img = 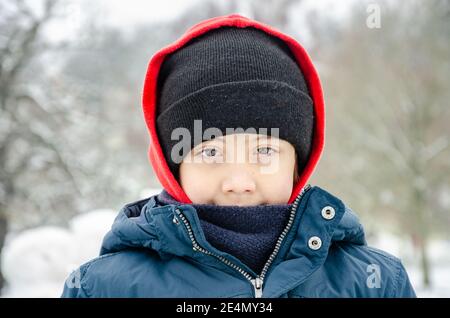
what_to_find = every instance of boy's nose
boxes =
[221,167,256,194]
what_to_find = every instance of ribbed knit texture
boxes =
[156,26,314,180]
[157,27,309,112]
[155,189,292,274]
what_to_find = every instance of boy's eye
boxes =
[254,146,278,165]
[257,146,275,155]
[197,147,224,163]
[202,147,218,157]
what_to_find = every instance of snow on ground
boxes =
[1,188,162,298]
[1,209,118,297]
[1,189,449,297]
[369,233,450,298]
[407,265,450,298]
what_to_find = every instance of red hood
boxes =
[141,14,325,204]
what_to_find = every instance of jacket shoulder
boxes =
[61,249,153,298]
[328,242,416,297]
[293,242,416,298]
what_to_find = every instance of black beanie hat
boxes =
[156,26,314,180]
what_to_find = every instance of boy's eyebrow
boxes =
[194,134,275,149]
[250,135,276,143]
[192,138,224,152]
[254,135,272,141]
[201,138,225,145]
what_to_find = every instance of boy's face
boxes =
[179,133,298,206]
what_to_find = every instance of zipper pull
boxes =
[251,277,263,298]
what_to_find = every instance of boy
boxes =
[61,14,416,298]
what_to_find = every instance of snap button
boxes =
[308,236,322,250]
[321,206,335,220]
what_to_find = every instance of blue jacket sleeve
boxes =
[394,262,417,298]
[60,266,90,298]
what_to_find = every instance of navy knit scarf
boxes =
[155,190,293,274]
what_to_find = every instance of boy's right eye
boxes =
[196,147,223,163]
[202,147,218,157]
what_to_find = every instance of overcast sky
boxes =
[37,0,359,44]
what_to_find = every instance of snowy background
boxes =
[1,0,449,297]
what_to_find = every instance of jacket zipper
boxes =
[174,183,312,298]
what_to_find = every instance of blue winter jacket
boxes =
[61,185,416,298]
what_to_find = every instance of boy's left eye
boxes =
[256,146,275,155]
